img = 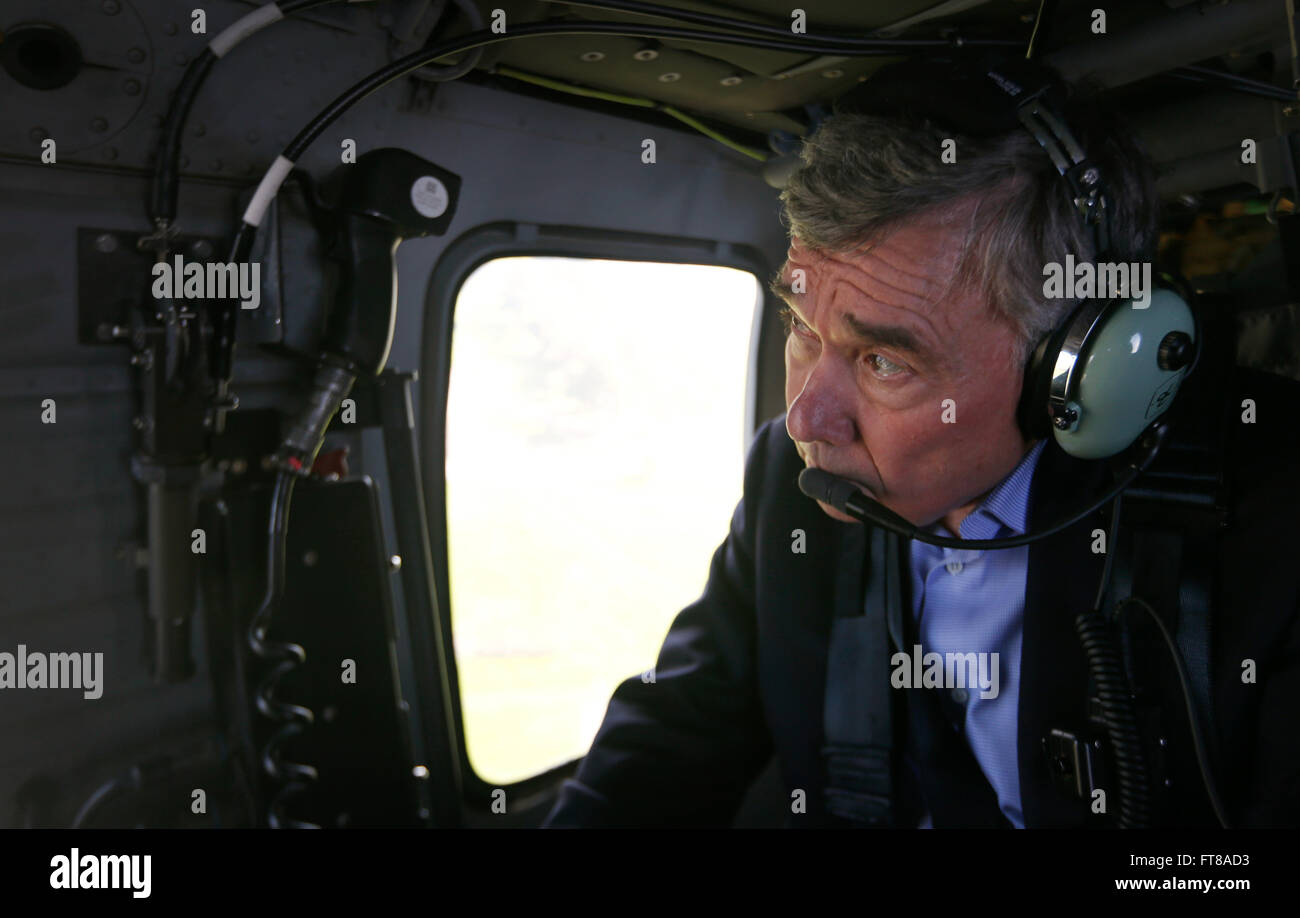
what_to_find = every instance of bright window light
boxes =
[445,255,760,786]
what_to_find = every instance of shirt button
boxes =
[945,560,964,575]
[952,688,969,705]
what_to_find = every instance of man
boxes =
[542,57,1300,828]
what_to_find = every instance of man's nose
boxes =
[786,357,856,447]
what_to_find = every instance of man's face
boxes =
[779,211,1036,532]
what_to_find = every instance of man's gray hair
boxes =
[778,105,1160,365]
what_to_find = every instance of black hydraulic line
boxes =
[149,0,348,226]
[150,49,217,224]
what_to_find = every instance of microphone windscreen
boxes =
[798,467,858,512]
[798,467,921,538]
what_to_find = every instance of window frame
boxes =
[420,222,774,806]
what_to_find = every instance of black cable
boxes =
[70,774,129,828]
[1093,491,1122,612]
[1075,607,1151,827]
[1178,64,1297,98]
[150,49,217,224]
[246,469,319,829]
[1114,595,1231,828]
[541,0,1023,50]
[149,0,346,226]
[1167,65,1297,102]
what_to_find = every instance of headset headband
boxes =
[998,75,1112,259]
[833,52,1113,259]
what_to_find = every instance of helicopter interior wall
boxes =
[0,1,792,826]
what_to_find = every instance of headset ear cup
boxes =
[1017,334,1052,440]
[1017,306,1081,441]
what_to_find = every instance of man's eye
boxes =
[867,354,906,377]
[779,306,809,336]
[780,307,908,379]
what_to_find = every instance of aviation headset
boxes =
[832,53,1200,461]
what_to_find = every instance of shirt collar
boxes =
[956,439,1048,541]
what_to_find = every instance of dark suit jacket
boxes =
[543,368,1300,827]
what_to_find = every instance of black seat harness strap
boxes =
[822,524,904,826]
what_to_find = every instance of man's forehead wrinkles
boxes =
[824,274,945,354]
[831,260,933,312]
[810,241,954,311]
[851,239,959,304]
[817,250,945,326]
[781,242,959,348]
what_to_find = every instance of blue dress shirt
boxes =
[908,439,1047,828]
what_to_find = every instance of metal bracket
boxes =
[76,227,225,346]
[1042,727,1102,800]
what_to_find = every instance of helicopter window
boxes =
[445,255,761,784]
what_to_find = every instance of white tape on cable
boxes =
[210,3,285,58]
[242,155,296,227]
